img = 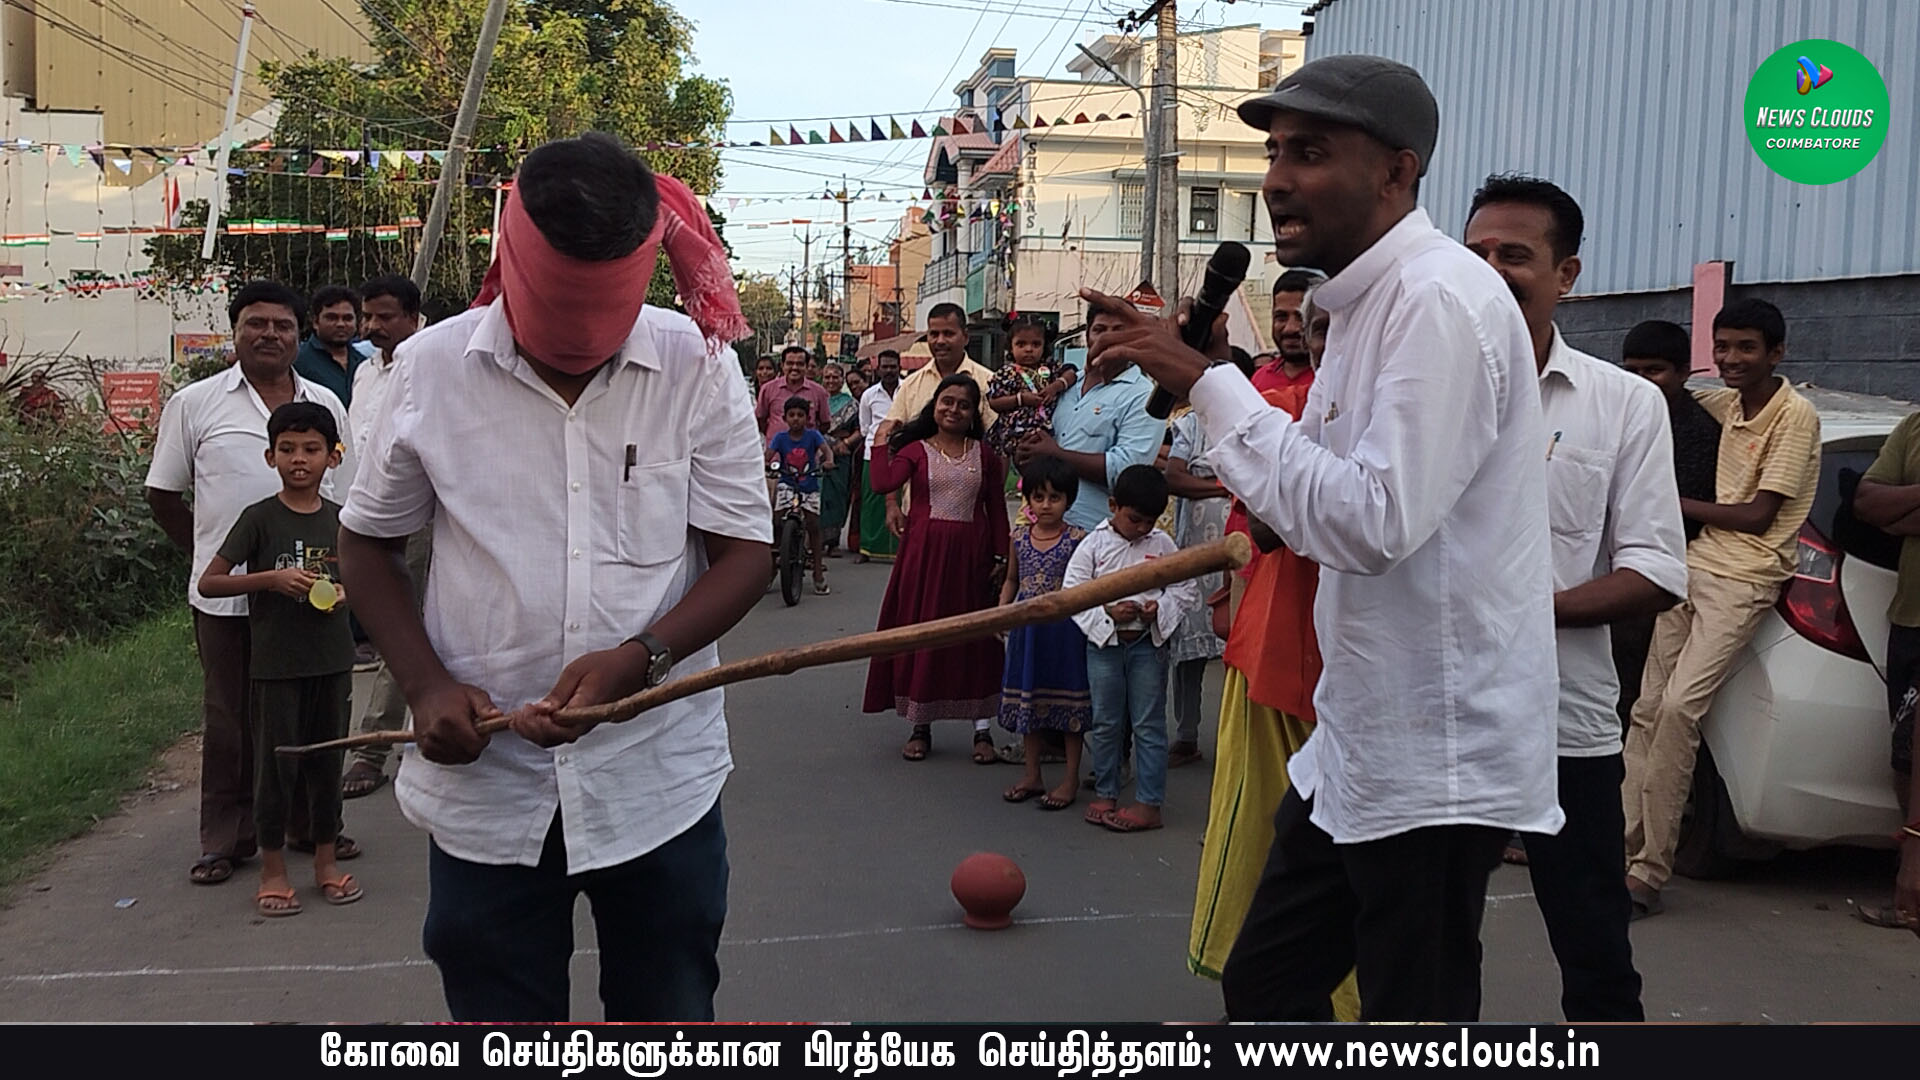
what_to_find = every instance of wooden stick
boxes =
[278,532,1252,756]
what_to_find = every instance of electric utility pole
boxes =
[1152,0,1181,297]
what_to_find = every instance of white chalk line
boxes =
[0,911,1188,986]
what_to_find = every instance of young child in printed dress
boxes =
[996,454,1092,810]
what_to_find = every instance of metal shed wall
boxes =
[1305,0,1919,295]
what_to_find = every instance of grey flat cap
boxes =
[1236,54,1439,176]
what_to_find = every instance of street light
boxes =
[1076,42,1157,285]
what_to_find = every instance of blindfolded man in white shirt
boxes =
[1465,174,1687,1022]
[339,134,769,1022]
[1084,55,1561,1022]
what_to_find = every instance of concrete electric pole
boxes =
[1151,0,1181,297]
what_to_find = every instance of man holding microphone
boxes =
[1083,56,1560,1022]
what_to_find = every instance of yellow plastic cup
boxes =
[308,578,339,612]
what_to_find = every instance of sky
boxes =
[686,0,1307,280]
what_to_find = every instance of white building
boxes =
[915,26,1305,364]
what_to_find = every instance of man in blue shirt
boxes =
[294,284,368,408]
[1015,306,1165,532]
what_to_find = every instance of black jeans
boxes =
[1220,790,1508,1021]
[1524,753,1644,1021]
[423,803,728,1022]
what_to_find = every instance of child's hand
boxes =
[330,581,348,609]
[1143,600,1160,622]
[1108,601,1142,623]
[271,567,320,599]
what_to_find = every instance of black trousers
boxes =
[1524,753,1644,1021]
[250,673,350,851]
[1220,790,1508,1021]
[423,804,728,1022]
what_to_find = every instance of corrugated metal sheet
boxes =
[32,0,374,148]
[1306,0,1919,294]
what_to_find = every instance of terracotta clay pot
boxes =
[950,852,1026,930]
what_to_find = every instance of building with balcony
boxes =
[915,26,1305,367]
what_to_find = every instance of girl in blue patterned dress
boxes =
[997,454,1092,810]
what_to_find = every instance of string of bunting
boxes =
[0,108,1131,168]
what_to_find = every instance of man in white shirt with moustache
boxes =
[854,348,902,562]
[1086,55,1560,1022]
[1465,174,1687,1022]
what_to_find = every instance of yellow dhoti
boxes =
[1189,666,1358,1021]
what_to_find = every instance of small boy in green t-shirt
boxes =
[200,402,361,917]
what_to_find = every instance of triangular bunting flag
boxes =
[993,112,1006,133]
[789,126,804,145]
[317,150,348,161]
[1094,113,1111,122]
[951,117,968,135]
[1012,115,1028,130]
[426,150,447,163]
[383,150,405,170]
[910,120,927,138]
[769,128,785,146]
[307,157,328,176]
[921,209,936,225]
[871,121,886,141]
[65,145,85,166]
[343,150,363,164]
[110,157,132,174]
[828,125,843,143]
[931,121,949,137]
[405,150,426,164]
[806,130,824,144]
[1074,113,1090,124]
[1054,116,1069,127]
[727,197,738,210]
[1032,115,1048,127]
[890,119,908,140]
[848,125,864,143]
[921,187,932,199]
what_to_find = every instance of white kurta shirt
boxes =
[858,380,896,460]
[1538,328,1688,757]
[145,364,347,617]
[1191,207,1563,844]
[1062,520,1200,647]
[340,301,771,873]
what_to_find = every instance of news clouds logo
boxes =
[1746,39,1889,184]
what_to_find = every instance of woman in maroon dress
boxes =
[864,373,1010,763]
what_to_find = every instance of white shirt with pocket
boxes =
[340,301,771,873]
[145,364,347,617]
[1191,207,1563,845]
[1538,328,1688,757]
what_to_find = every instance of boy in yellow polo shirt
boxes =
[1623,299,1819,918]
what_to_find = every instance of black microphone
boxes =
[1145,240,1251,420]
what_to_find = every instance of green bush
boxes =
[0,416,187,697]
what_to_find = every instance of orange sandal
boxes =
[256,887,302,917]
[318,874,363,906]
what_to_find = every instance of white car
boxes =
[1679,384,1912,877]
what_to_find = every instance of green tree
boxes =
[146,0,728,313]
[735,272,792,359]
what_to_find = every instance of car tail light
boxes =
[1777,522,1872,663]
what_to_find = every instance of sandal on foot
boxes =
[319,874,363,906]
[341,761,388,799]
[1167,743,1204,769]
[1854,902,1913,928]
[901,725,931,761]
[1037,791,1076,811]
[1003,784,1046,803]
[1626,881,1663,920]
[814,579,832,596]
[1101,806,1164,833]
[1084,799,1117,826]
[256,887,302,917]
[189,854,235,885]
[972,731,999,765]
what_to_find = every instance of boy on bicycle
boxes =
[768,396,834,595]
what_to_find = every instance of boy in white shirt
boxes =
[1064,465,1199,833]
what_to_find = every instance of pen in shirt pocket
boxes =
[624,443,637,482]
[1546,431,1562,461]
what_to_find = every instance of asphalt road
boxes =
[0,556,1915,1021]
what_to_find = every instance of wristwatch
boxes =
[627,630,675,687]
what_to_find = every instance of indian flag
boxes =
[325,229,349,242]
[75,232,102,244]
[373,226,400,241]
